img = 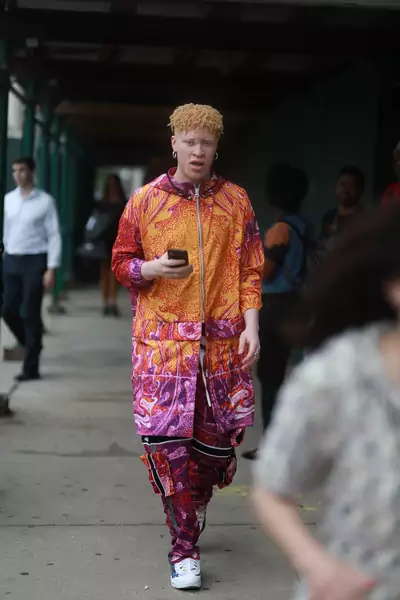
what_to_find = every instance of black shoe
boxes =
[14,372,41,382]
[109,305,121,317]
[242,448,258,461]
[103,306,111,316]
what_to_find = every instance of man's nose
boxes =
[193,145,204,156]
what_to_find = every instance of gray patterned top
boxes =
[253,322,400,600]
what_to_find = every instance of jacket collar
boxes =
[153,167,226,199]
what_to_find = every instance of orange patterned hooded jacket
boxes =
[112,169,264,438]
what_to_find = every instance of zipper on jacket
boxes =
[195,185,211,407]
[195,185,206,325]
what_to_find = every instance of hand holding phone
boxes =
[142,249,193,281]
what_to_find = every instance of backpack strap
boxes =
[277,218,308,284]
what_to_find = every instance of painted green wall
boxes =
[237,62,379,236]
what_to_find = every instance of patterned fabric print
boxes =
[113,169,264,437]
[166,170,221,200]
[141,375,239,563]
[205,337,255,434]
[132,338,199,437]
[140,451,175,496]
[132,334,255,437]
[253,323,400,600]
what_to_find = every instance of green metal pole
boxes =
[49,118,66,314]
[0,41,9,243]
[50,116,60,202]
[0,40,11,414]
[37,103,51,192]
[59,130,69,293]
[65,145,77,284]
[21,81,35,157]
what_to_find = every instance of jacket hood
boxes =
[152,167,226,199]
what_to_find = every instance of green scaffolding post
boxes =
[0,41,9,240]
[37,102,51,192]
[50,116,60,205]
[21,81,35,157]
[49,116,66,314]
[57,129,70,303]
[0,40,11,413]
[64,138,78,286]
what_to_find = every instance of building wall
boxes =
[237,61,379,236]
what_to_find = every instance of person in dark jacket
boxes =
[243,163,311,461]
[320,166,365,239]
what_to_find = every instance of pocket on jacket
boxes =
[207,339,254,428]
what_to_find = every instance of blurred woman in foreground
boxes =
[252,204,400,599]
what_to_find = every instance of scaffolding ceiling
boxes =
[2,0,400,165]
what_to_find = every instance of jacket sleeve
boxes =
[111,192,152,290]
[240,196,264,313]
[263,222,290,281]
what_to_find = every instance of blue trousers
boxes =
[2,253,46,375]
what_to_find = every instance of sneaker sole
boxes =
[170,577,202,590]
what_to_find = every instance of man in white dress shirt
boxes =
[2,157,61,381]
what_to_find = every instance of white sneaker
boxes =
[195,507,207,534]
[170,558,201,590]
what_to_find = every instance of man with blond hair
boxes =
[112,103,263,589]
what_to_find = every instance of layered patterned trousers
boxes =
[140,373,242,563]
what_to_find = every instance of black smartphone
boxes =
[167,249,189,266]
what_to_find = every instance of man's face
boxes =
[12,163,33,188]
[172,129,218,183]
[335,174,361,207]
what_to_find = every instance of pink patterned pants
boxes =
[140,375,243,563]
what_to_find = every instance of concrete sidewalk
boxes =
[0,288,300,599]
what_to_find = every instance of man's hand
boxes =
[43,269,55,290]
[238,325,260,371]
[141,252,193,281]
[306,556,376,600]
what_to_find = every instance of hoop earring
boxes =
[214,152,219,160]
[172,151,177,159]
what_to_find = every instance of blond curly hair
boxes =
[168,103,223,138]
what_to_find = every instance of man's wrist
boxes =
[294,545,334,580]
[243,308,259,332]
[141,260,157,281]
